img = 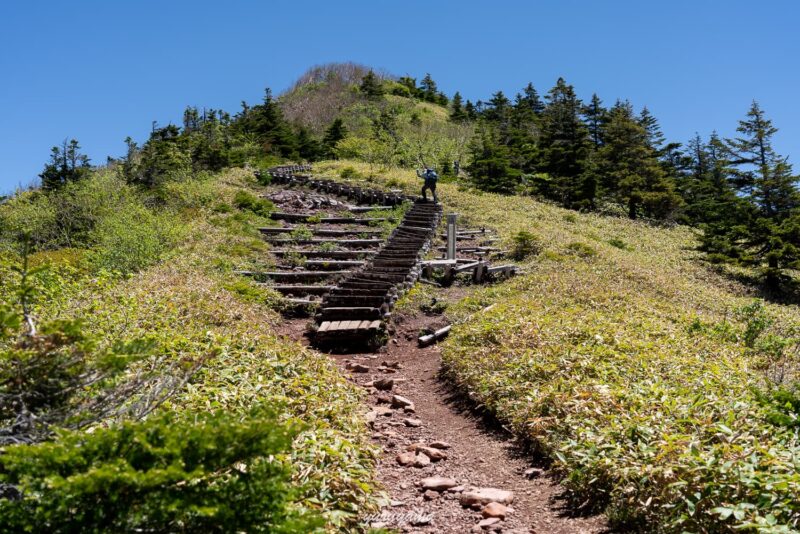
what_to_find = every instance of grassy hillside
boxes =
[315,159,800,533]
[0,169,378,530]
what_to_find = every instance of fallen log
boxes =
[418,325,452,347]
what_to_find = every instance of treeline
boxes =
[448,77,798,289]
[34,67,800,288]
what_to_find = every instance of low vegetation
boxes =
[0,167,378,531]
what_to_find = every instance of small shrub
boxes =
[224,278,281,308]
[565,241,597,258]
[510,230,541,261]
[289,225,314,241]
[89,204,185,274]
[0,408,321,533]
[608,238,629,250]
[420,298,448,316]
[233,190,274,218]
[563,213,578,223]
[212,202,232,213]
[339,166,361,179]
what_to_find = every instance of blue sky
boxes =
[1,0,798,194]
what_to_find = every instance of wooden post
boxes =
[446,213,457,260]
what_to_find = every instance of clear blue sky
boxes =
[2,0,798,194]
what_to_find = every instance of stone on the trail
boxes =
[396,451,416,466]
[413,453,431,468]
[447,485,466,493]
[376,393,393,404]
[381,360,401,369]
[403,418,423,427]
[421,476,458,492]
[417,446,447,461]
[346,362,370,373]
[391,394,415,410]
[375,406,393,416]
[410,515,431,526]
[460,488,515,508]
[482,502,508,519]
[390,500,404,507]
[477,517,501,530]
[429,440,452,449]
[524,467,544,478]
[374,378,394,390]
[423,489,439,501]
[364,411,377,425]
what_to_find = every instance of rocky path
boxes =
[279,297,609,533]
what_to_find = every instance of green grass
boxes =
[0,167,379,529]
[317,159,800,533]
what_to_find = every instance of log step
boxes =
[262,284,335,295]
[317,319,382,333]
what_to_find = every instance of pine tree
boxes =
[596,101,681,219]
[638,107,666,151]
[538,78,591,208]
[40,139,91,190]
[243,88,299,158]
[450,92,467,122]
[464,100,477,121]
[467,126,520,194]
[359,70,384,99]
[484,91,512,130]
[702,102,800,287]
[521,82,545,115]
[582,94,607,149]
[419,73,438,102]
[322,118,347,158]
[296,127,322,161]
[727,101,798,218]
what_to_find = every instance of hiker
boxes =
[417,167,439,203]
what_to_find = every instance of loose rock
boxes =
[429,440,452,449]
[404,418,423,427]
[423,489,439,501]
[413,453,431,468]
[460,488,515,508]
[374,378,394,390]
[347,362,370,373]
[417,446,447,461]
[478,517,501,530]
[391,394,415,410]
[396,451,416,466]
[421,476,458,492]
[482,502,508,519]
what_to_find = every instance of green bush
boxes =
[565,241,597,258]
[89,204,185,274]
[607,238,630,250]
[339,166,361,179]
[510,230,541,260]
[0,408,321,533]
[233,190,274,218]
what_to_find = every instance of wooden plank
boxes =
[368,320,382,330]
[328,321,342,331]
[318,322,331,333]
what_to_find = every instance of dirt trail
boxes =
[279,293,609,533]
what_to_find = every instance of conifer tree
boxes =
[596,101,681,219]
[520,82,545,115]
[359,70,384,99]
[40,139,91,190]
[538,78,591,208]
[419,73,438,102]
[464,100,478,121]
[582,94,607,149]
[450,92,467,122]
[322,118,347,158]
[467,126,520,194]
[702,102,800,287]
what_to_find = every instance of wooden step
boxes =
[265,285,335,295]
[271,249,376,259]
[317,319,382,333]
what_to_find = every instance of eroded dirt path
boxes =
[278,291,609,534]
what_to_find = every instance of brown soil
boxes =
[278,291,610,534]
